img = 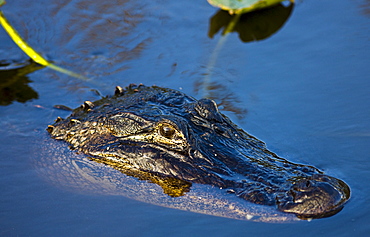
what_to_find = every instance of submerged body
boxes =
[48,84,350,220]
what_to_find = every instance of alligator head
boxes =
[48,84,350,219]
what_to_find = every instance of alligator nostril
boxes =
[278,175,350,219]
[293,179,313,192]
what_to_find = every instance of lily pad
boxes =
[207,0,292,14]
[208,3,294,42]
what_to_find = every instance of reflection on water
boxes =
[194,79,248,119]
[359,0,370,16]
[0,60,43,106]
[36,139,298,222]
[0,0,154,100]
[0,1,293,119]
[208,3,294,42]
[49,0,151,78]
[197,3,293,119]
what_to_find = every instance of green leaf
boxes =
[207,0,293,14]
[0,0,6,8]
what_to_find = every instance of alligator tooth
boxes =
[55,116,64,122]
[46,125,54,133]
[115,86,124,96]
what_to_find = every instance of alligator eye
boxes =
[159,125,175,139]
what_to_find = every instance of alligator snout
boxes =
[277,174,350,219]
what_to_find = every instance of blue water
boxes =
[1,0,369,236]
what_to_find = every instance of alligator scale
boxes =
[47,84,350,221]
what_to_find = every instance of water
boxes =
[1,0,369,236]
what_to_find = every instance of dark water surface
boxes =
[1,0,369,236]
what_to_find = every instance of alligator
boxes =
[47,84,350,220]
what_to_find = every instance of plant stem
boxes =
[0,10,88,80]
